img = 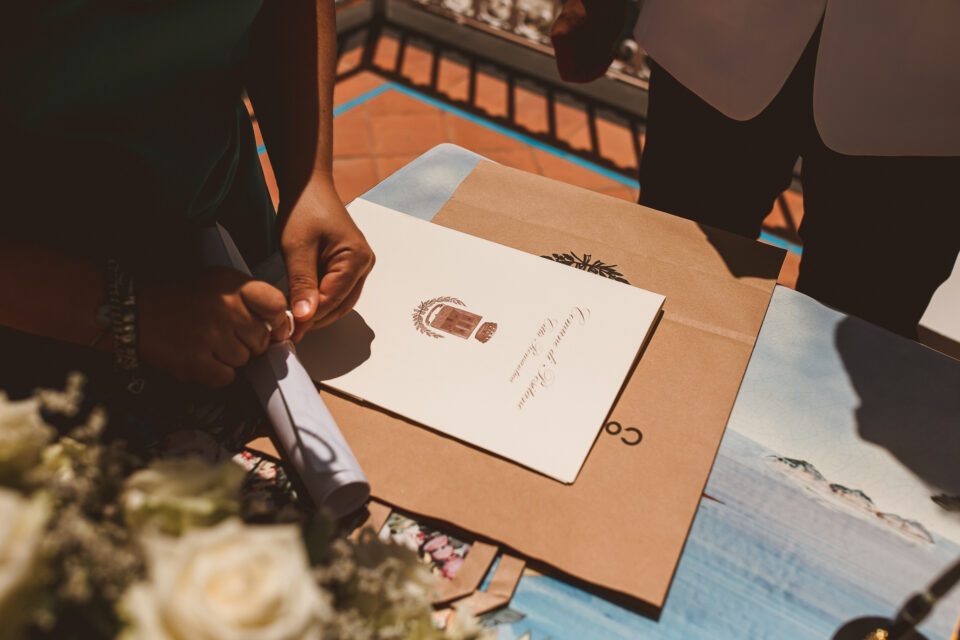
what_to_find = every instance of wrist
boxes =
[105,259,144,394]
[279,172,339,211]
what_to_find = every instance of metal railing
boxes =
[336,0,650,171]
[401,0,651,84]
[334,0,802,242]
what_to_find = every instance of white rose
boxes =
[0,394,55,482]
[121,519,330,640]
[0,488,50,637]
[122,458,245,535]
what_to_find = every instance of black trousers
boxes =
[638,33,960,338]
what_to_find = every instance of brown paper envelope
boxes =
[431,541,499,605]
[451,554,526,616]
[348,499,393,542]
[325,162,783,611]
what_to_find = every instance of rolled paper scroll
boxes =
[201,226,370,518]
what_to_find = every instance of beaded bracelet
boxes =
[105,258,145,394]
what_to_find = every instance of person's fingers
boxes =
[282,240,321,324]
[312,274,367,331]
[193,358,236,388]
[239,280,287,317]
[312,249,374,326]
[235,322,271,356]
[291,275,366,342]
[239,280,290,342]
[213,337,251,369]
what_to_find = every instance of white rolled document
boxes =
[201,226,370,518]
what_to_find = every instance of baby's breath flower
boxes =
[34,372,86,418]
[317,531,490,640]
[0,393,55,486]
[0,488,50,640]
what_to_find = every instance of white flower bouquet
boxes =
[0,375,489,640]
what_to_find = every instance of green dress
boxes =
[2,0,281,445]
[5,0,278,270]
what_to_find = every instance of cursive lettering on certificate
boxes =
[545,307,590,366]
[512,307,591,411]
[508,319,555,383]
[516,364,556,411]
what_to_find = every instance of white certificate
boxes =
[298,199,665,483]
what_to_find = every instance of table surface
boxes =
[362,144,960,640]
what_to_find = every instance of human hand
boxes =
[139,267,290,387]
[280,180,375,342]
[551,0,629,83]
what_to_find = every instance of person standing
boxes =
[552,0,960,338]
[1,1,374,442]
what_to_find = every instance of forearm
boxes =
[246,0,339,212]
[0,236,106,348]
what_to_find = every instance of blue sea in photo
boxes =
[491,429,960,639]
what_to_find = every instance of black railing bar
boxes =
[340,22,647,177]
[363,34,645,177]
[382,19,645,139]
[791,159,803,193]
[545,85,558,139]
[776,193,800,236]
[399,1,649,92]
[380,1,648,120]
[370,65,640,179]
[467,57,478,106]
[369,21,646,135]
[336,0,376,33]
[430,43,442,90]
[395,30,408,74]
[339,0,648,133]
[467,59,477,106]
[630,119,643,170]
[586,103,600,156]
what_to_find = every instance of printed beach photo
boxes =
[482,429,960,640]
[481,290,960,639]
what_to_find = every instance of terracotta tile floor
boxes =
[255,40,805,287]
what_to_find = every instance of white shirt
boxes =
[634,0,960,156]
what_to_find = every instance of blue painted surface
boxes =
[363,143,482,221]
[333,82,393,116]
[759,230,803,255]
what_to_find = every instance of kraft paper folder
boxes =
[318,162,784,611]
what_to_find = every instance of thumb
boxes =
[239,280,287,318]
[284,243,320,321]
[239,280,290,341]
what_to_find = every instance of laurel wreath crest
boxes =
[412,296,466,339]
[541,251,630,284]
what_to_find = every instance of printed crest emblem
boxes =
[542,251,630,284]
[412,296,497,343]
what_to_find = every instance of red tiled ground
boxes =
[256,38,806,287]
